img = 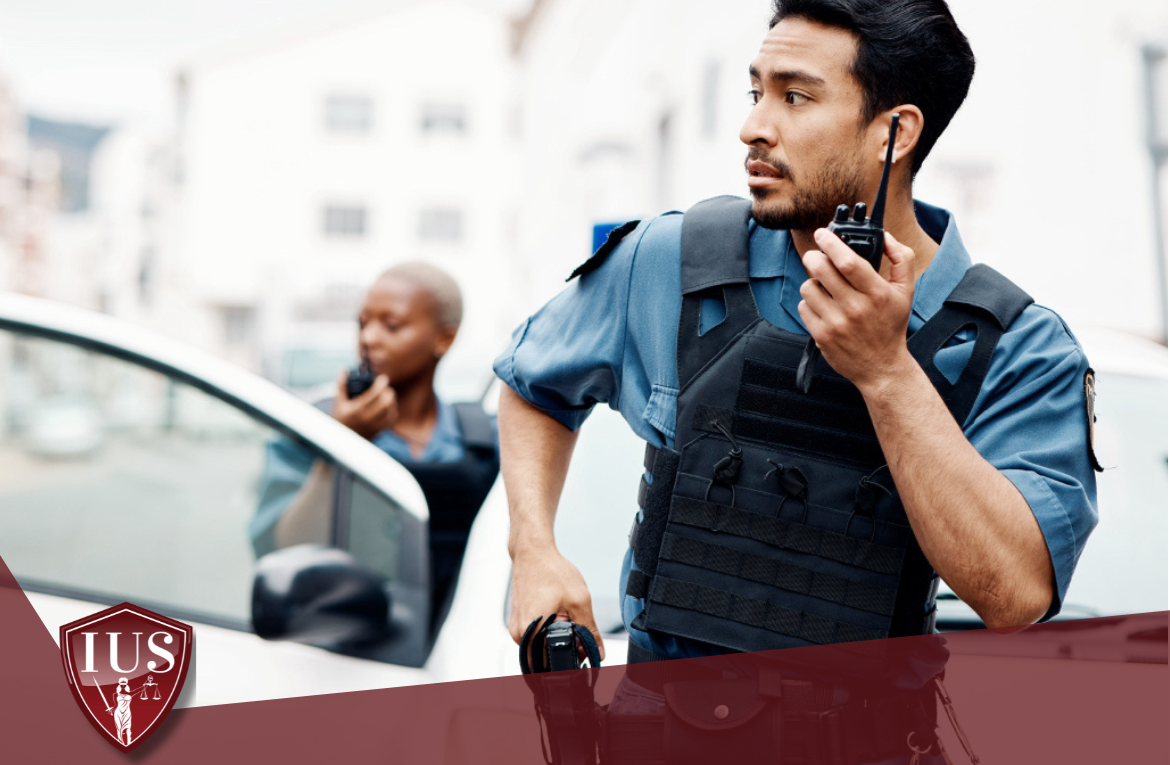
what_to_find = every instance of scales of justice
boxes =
[90,674,164,745]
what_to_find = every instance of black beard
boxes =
[749,155,867,232]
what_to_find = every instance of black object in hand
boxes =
[519,615,602,674]
[796,113,900,394]
[346,358,377,399]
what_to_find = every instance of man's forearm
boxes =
[499,385,580,558]
[859,350,1055,629]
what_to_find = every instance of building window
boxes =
[323,205,367,238]
[325,95,373,133]
[418,208,463,243]
[420,103,466,135]
[220,305,256,348]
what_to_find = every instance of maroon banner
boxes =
[0,553,1164,764]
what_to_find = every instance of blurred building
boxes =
[509,0,1168,342]
[14,114,181,335]
[0,79,59,298]
[176,0,522,396]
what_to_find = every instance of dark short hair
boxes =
[769,0,975,174]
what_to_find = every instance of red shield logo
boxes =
[59,603,194,752]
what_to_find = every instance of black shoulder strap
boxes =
[680,195,753,294]
[566,219,642,281]
[944,263,1033,329]
[451,402,498,454]
[908,264,1034,427]
[677,196,760,391]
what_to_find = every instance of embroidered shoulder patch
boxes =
[1085,368,1104,472]
[566,219,641,282]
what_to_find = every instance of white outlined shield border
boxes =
[59,602,194,752]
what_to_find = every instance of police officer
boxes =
[496,0,1098,759]
[251,261,499,623]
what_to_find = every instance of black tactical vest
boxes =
[405,402,500,619]
[624,196,1032,655]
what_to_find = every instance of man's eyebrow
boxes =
[748,65,826,87]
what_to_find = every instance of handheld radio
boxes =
[346,355,377,399]
[795,113,900,393]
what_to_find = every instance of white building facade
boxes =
[178,0,522,395]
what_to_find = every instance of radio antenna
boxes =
[869,113,900,230]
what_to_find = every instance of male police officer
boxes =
[496,0,1097,752]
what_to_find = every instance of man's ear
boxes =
[876,104,923,166]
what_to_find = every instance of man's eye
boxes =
[746,89,762,106]
[785,91,809,105]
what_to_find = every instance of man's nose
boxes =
[740,102,779,148]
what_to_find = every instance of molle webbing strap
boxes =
[741,358,867,407]
[626,568,652,598]
[907,264,1033,427]
[737,385,877,438]
[646,576,888,645]
[658,533,898,616]
[668,496,905,576]
[695,404,886,468]
[634,446,681,578]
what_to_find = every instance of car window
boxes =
[0,328,415,629]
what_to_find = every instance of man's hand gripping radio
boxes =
[795,113,900,394]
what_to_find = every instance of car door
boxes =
[0,295,436,705]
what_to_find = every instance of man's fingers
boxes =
[798,278,838,322]
[797,299,828,342]
[883,232,915,288]
[800,249,851,299]
[568,608,606,662]
[813,228,882,292]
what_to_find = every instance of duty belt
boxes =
[603,643,940,765]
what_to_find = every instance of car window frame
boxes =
[0,316,431,638]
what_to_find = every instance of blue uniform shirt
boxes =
[494,201,1098,671]
[249,397,469,556]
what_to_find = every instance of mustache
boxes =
[744,149,794,180]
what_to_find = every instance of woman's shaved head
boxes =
[376,261,463,330]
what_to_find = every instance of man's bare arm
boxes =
[499,385,606,658]
[860,355,1055,629]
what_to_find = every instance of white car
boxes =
[0,293,631,709]
[0,294,1163,709]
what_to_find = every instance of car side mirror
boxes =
[252,544,390,646]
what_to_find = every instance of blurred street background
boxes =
[0,0,1164,397]
[0,1,1165,690]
